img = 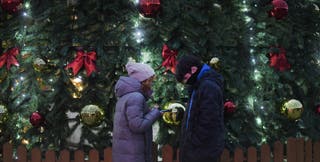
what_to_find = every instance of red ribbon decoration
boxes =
[0,47,20,70]
[65,50,97,77]
[268,47,291,71]
[161,44,178,74]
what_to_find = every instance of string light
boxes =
[134,29,144,43]
[251,58,256,64]
[24,2,30,9]
[255,117,262,126]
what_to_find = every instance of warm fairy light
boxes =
[14,80,20,87]
[72,93,79,98]
[21,139,29,145]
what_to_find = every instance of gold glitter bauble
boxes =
[80,105,104,127]
[281,99,303,120]
[162,102,185,125]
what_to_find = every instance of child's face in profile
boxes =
[141,75,155,92]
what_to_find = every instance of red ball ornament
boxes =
[138,0,161,18]
[224,101,236,114]
[316,105,320,115]
[1,0,23,14]
[30,112,44,127]
[269,0,288,20]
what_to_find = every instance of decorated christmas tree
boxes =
[0,0,319,155]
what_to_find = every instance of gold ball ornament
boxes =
[0,105,8,124]
[33,58,47,72]
[80,105,104,127]
[66,70,88,98]
[33,58,56,73]
[209,57,220,71]
[281,99,303,120]
[162,102,185,125]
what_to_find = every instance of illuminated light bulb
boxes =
[254,69,262,81]
[256,117,262,126]
[242,7,248,12]
[251,58,256,64]
[134,29,144,43]
[25,2,30,9]
[21,139,29,145]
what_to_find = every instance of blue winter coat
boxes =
[179,64,225,162]
[112,76,161,162]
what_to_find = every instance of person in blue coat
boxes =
[112,62,162,162]
[175,55,225,162]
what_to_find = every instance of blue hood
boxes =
[197,64,223,89]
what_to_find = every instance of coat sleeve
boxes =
[188,80,223,146]
[125,93,161,133]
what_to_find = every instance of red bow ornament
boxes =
[0,47,20,70]
[268,47,291,71]
[161,44,178,74]
[65,50,97,77]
